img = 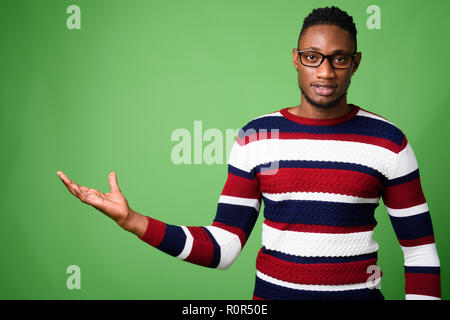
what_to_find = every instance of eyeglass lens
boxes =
[300,52,353,69]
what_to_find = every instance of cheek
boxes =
[338,74,353,89]
[298,69,313,86]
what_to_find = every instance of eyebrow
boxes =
[301,46,352,54]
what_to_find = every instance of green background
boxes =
[0,0,448,300]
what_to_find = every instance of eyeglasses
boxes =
[297,50,357,69]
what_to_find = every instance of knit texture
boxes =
[138,104,441,300]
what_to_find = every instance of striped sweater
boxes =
[138,104,441,300]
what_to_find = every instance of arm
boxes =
[57,133,262,270]
[135,137,262,270]
[382,136,441,300]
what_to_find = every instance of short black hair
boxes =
[298,6,357,51]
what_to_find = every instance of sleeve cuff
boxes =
[138,216,166,247]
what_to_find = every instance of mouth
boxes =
[311,84,337,96]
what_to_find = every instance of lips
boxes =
[311,83,337,96]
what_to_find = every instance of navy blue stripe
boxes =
[385,169,420,187]
[214,203,259,238]
[240,114,404,146]
[404,266,440,274]
[202,227,221,269]
[157,224,186,257]
[388,212,434,240]
[256,160,386,182]
[228,164,256,180]
[253,275,385,300]
[262,197,378,227]
[262,247,378,264]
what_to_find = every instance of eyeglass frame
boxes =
[297,49,358,69]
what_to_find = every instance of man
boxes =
[57,6,441,300]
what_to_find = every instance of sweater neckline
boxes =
[279,104,359,126]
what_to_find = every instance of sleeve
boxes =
[137,130,263,270]
[381,135,441,300]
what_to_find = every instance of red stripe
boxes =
[280,105,359,126]
[184,227,214,266]
[264,219,376,234]
[258,167,381,198]
[238,132,404,153]
[138,216,166,247]
[221,173,261,199]
[398,235,435,247]
[252,295,266,300]
[405,273,441,298]
[256,250,381,285]
[212,221,247,247]
[382,177,426,209]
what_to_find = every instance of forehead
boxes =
[299,24,355,53]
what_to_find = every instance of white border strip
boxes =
[405,294,440,300]
[386,203,429,217]
[176,226,193,260]
[219,195,261,212]
[262,223,379,257]
[264,191,379,204]
[256,271,381,292]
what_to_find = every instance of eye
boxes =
[302,52,320,61]
[334,55,349,64]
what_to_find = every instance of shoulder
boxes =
[354,105,408,152]
[235,108,285,142]
[355,105,396,126]
[240,108,284,130]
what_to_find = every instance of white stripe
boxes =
[252,111,283,120]
[264,191,379,204]
[232,139,397,179]
[386,203,429,217]
[262,223,379,257]
[219,195,261,212]
[356,109,396,126]
[390,142,418,180]
[205,226,242,270]
[227,139,250,169]
[256,271,382,291]
[405,294,440,300]
[401,243,440,267]
[176,226,193,260]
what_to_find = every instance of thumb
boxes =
[108,171,121,193]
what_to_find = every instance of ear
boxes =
[352,52,362,75]
[292,48,300,72]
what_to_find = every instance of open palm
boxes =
[57,171,130,227]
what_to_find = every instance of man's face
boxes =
[293,24,361,109]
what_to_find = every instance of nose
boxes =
[316,56,336,78]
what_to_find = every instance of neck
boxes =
[290,95,352,119]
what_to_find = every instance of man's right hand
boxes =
[56,171,132,229]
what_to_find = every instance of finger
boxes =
[108,171,121,193]
[57,171,74,186]
[70,181,82,198]
[57,171,80,197]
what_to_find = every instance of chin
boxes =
[306,93,340,109]
[301,87,346,109]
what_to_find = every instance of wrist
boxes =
[120,208,148,237]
